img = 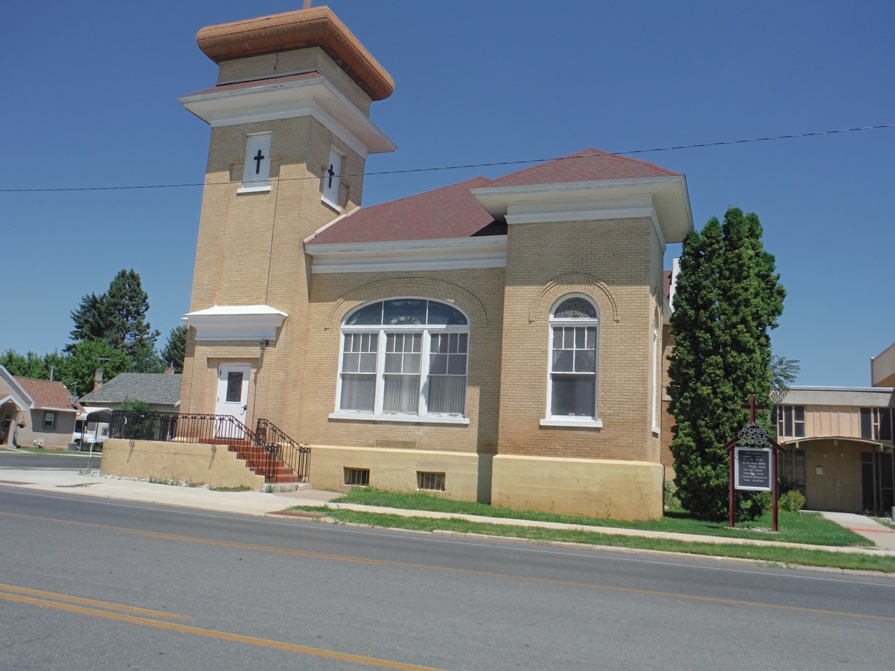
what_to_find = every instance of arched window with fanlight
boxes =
[334,298,470,424]
[544,295,600,426]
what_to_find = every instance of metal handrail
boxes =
[255,418,311,482]
[108,411,293,483]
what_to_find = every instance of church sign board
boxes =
[734,447,772,491]
[724,396,784,530]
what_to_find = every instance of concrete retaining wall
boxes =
[101,439,265,490]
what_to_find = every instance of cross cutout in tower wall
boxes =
[254,149,265,174]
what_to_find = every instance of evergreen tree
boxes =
[668,208,785,521]
[66,269,161,369]
[161,325,187,373]
[105,269,161,359]
[66,293,113,353]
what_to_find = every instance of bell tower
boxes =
[177,6,396,437]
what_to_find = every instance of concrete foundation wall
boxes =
[310,444,493,503]
[101,439,266,490]
[491,454,664,521]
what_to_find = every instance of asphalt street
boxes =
[0,451,96,470]
[2,485,894,670]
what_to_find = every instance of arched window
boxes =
[546,295,599,422]
[336,299,470,421]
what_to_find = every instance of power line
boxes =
[3,122,893,193]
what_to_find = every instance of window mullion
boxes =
[419,329,431,416]
[374,329,386,416]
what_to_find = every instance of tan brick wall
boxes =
[216,47,373,115]
[299,269,506,454]
[182,110,367,432]
[497,217,662,463]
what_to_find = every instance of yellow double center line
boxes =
[0,582,445,670]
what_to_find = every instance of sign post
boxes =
[725,395,784,530]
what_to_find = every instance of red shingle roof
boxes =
[308,177,498,245]
[307,148,680,246]
[16,377,75,410]
[485,148,679,188]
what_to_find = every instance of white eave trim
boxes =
[307,236,507,274]
[471,174,693,244]
[179,77,396,158]
[182,305,288,341]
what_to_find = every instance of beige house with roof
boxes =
[0,366,80,449]
[176,6,692,520]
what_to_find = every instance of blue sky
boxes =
[2,1,893,386]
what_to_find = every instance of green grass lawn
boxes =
[290,507,895,573]
[322,488,870,547]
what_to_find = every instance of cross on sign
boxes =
[253,149,265,174]
[327,164,336,188]
[741,394,767,423]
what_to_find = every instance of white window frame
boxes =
[541,294,602,429]
[238,132,272,194]
[322,148,344,211]
[651,315,661,435]
[330,298,470,425]
[43,412,56,429]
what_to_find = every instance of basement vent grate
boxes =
[344,467,370,487]
[417,471,445,492]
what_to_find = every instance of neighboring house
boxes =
[773,386,895,514]
[0,366,80,449]
[174,6,692,520]
[78,373,182,413]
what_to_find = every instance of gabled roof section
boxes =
[486,148,680,188]
[79,373,182,406]
[15,377,76,411]
[307,177,500,245]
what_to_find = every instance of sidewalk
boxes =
[2,464,894,557]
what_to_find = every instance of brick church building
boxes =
[178,5,693,520]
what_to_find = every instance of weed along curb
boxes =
[296,507,895,573]
[285,488,895,573]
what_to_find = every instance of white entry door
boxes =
[216,364,251,437]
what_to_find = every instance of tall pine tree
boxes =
[668,208,785,521]
[105,269,161,360]
[161,325,187,373]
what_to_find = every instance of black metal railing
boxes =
[256,418,311,482]
[109,411,295,483]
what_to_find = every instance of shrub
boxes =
[664,481,681,509]
[739,491,771,521]
[779,489,806,512]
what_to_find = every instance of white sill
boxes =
[321,196,342,213]
[329,412,469,426]
[237,185,271,194]
[540,417,603,429]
